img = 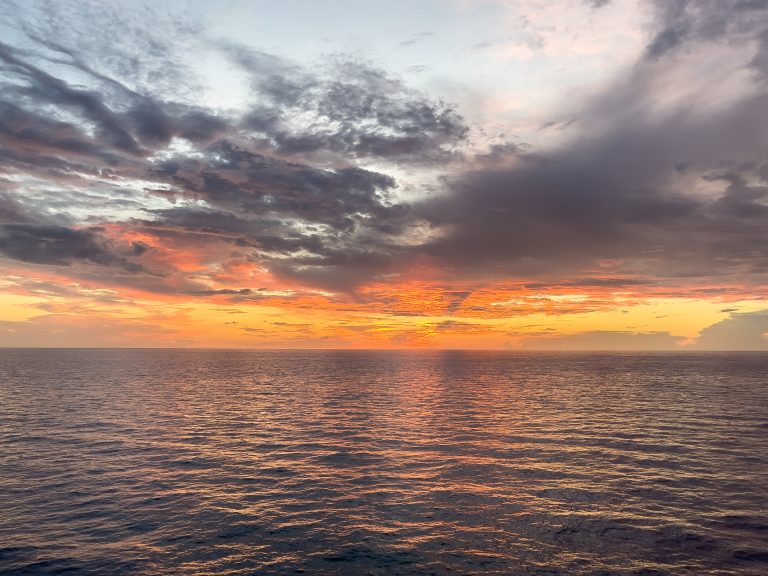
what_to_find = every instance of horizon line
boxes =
[1,347,766,353]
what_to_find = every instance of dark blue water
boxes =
[1,350,767,575]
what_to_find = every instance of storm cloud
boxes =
[414,0,768,286]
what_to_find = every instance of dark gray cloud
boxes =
[139,139,414,289]
[0,37,227,168]
[524,278,654,289]
[125,100,228,148]
[150,140,404,232]
[0,223,139,270]
[413,1,768,284]
[418,159,699,276]
[0,99,128,171]
[420,157,768,284]
[645,0,768,62]
[0,188,143,271]
[0,190,35,223]
[0,41,143,155]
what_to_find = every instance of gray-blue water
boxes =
[1,350,767,575]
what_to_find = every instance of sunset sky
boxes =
[2,0,768,349]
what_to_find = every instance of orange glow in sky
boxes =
[2,1,768,349]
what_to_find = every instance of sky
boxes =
[1,0,768,349]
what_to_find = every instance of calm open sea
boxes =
[0,349,766,575]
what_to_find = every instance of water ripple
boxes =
[1,350,766,575]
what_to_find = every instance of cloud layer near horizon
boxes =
[2,0,768,349]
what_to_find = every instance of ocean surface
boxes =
[0,350,767,576]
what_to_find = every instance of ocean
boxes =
[1,349,766,575]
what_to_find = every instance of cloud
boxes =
[150,140,403,231]
[522,309,768,351]
[0,223,143,271]
[1,0,768,306]
[228,46,468,163]
[0,2,466,293]
[520,330,683,350]
[413,0,768,285]
[0,313,188,347]
[644,0,768,64]
[691,310,768,350]
[0,40,143,155]
[0,4,440,287]
[140,139,414,290]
